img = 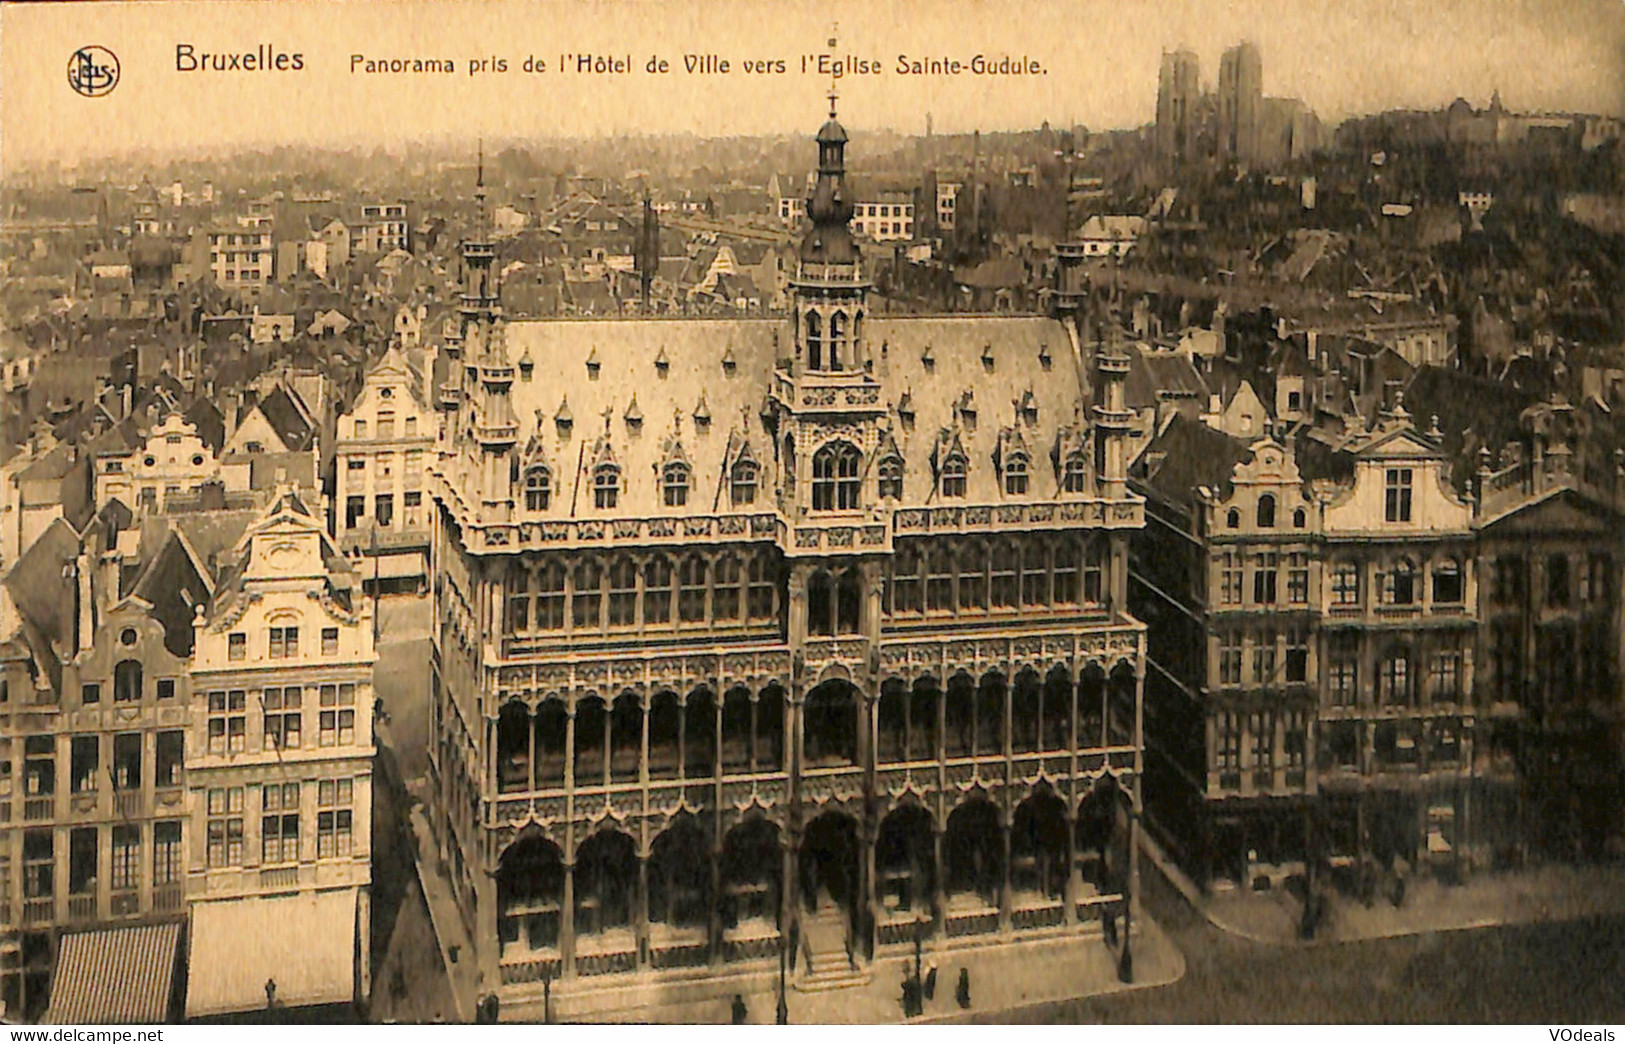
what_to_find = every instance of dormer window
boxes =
[981,343,995,373]
[1004,452,1029,496]
[940,454,968,498]
[655,346,670,377]
[897,393,916,432]
[662,462,690,508]
[921,345,935,372]
[1257,493,1276,528]
[878,455,904,500]
[586,349,601,380]
[624,395,643,433]
[593,464,620,509]
[1039,343,1053,371]
[1062,453,1087,493]
[812,441,861,511]
[518,350,534,382]
[731,460,759,505]
[524,467,551,511]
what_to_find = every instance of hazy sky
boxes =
[3,0,1623,170]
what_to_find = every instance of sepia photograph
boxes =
[0,0,1624,1028]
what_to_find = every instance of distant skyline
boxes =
[3,0,1623,171]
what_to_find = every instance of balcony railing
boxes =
[22,899,53,925]
[115,791,143,818]
[67,895,96,922]
[24,797,53,821]
[153,883,184,911]
[260,867,299,890]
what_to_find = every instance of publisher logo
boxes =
[68,46,120,97]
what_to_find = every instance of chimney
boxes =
[75,551,95,655]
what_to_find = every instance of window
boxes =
[534,562,566,631]
[731,460,759,505]
[1250,711,1275,787]
[1004,453,1029,495]
[877,456,903,500]
[69,828,98,897]
[263,687,303,750]
[1379,650,1412,706]
[375,494,394,527]
[940,453,967,499]
[112,824,140,892]
[112,733,141,790]
[1252,630,1277,686]
[319,684,357,746]
[1216,712,1242,788]
[1433,559,1463,604]
[71,736,99,794]
[269,626,299,659]
[81,683,101,705]
[322,627,339,655]
[114,659,142,702]
[1328,658,1357,708]
[377,412,395,439]
[958,545,987,611]
[1256,494,1276,528]
[156,731,183,788]
[157,678,176,700]
[346,496,364,530]
[1062,454,1087,493]
[1287,553,1309,604]
[1218,633,1242,686]
[644,555,674,625]
[891,546,923,615]
[1219,553,1242,605]
[206,787,245,867]
[23,737,54,798]
[23,830,53,899]
[678,554,708,624]
[1385,560,1417,606]
[1021,542,1049,607]
[990,544,1018,609]
[747,553,776,621]
[714,555,745,621]
[207,690,247,754]
[1384,468,1413,523]
[1225,508,1240,529]
[594,465,620,509]
[1547,554,1571,608]
[354,419,369,439]
[405,416,418,437]
[663,463,690,508]
[1332,563,1360,606]
[1253,552,1278,605]
[1052,540,1080,604]
[1285,627,1308,683]
[1431,652,1462,702]
[261,783,300,863]
[607,556,637,627]
[525,468,551,511]
[812,442,861,511]
[317,778,355,859]
[926,547,955,612]
[153,821,182,885]
[1293,507,1306,529]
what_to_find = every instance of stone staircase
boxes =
[795,896,871,992]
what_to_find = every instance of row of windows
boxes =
[345,491,423,529]
[206,778,355,867]
[19,823,184,899]
[349,415,421,440]
[1489,552,1614,609]
[1328,559,1464,607]
[1213,710,1309,787]
[1324,647,1465,707]
[78,661,177,706]
[1217,552,1311,606]
[206,685,357,754]
[1215,628,1311,688]
[884,536,1106,617]
[226,626,343,661]
[19,731,185,796]
[505,552,779,635]
[1222,493,1307,530]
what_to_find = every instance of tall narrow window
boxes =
[678,554,708,624]
[1003,452,1029,496]
[662,463,690,508]
[1062,454,1087,493]
[1256,494,1276,528]
[573,558,603,630]
[1384,468,1413,523]
[730,460,758,505]
[607,556,637,627]
[940,454,968,498]
[877,455,903,500]
[594,465,620,510]
[525,467,551,511]
[644,555,674,625]
[812,442,861,511]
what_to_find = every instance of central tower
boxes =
[789,92,871,375]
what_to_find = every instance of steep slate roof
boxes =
[253,385,315,451]
[1133,413,1253,513]
[4,516,81,653]
[498,313,1082,516]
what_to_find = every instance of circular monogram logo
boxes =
[68,46,120,97]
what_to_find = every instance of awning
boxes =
[186,890,357,1018]
[366,551,425,581]
[46,921,183,1024]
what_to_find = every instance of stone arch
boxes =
[574,692,608,789]
[1011,667,1042,754]
[804,678,859,767]
[574,828,639,939]
[1011,787,1069,900]
[684,685,717,779]
[944,797,1002,908]
[1078,663,1106,750]
[800,810,860,920]
[1042,664,1072,752]
[721,816,782,931]
[609,690,641,783]
[648,689,681,781]
[944,671,975,758]
[497,700,531,794]
[910,675,941,762]
[876,803,936,919]
[496,831,565,956]
[1108,661,1136,748]
[648,813,712,931]
[975,669,1006,757]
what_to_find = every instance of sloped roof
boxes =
[1134,413,1253,512]
[253,385,315,451]
[4,516,81,652]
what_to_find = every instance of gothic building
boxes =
[426,105,1148,1020]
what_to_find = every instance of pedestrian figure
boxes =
[955,967,971,1009]
[731,993,748,1024]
